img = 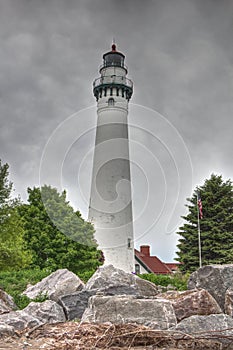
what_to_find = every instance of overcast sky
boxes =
[1,0,233,262]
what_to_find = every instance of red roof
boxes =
[165,263,180,271]
[135,246,178,274]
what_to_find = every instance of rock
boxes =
[0,289,17,315]
[225,289,233,317]
[0,322,15,336]
[23,300,66,324]
[166,284,176,291]
[188,265,233,311]
[0,311,41,330]
[23,269,84,302]
[0,300,66,331]
[157,285,167,293]
[85,265,158,297]
[157,289,222,321]
[58,289,96,321]
[82,295,177,330]
[174,314,233,344]
[59,265,159,320]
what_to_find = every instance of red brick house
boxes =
[134,245,180,274]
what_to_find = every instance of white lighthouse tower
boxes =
[89,44,134,273]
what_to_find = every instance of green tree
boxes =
[19,185,101,275]
[0,160,12,206]
[176,174,233,273]
[0,207,32,270]
[0,160,31,270]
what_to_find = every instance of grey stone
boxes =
[188,264,233,311]
[225,288,233,317]
[0,322,15,336]
[0,300,66,331]
[157,285,167,293]
[0,289,17,315]
[82,294,177,330]
[174,314,233,344]
[23,300,66,324]
[23,268,84,302]
[85,265,158,297]
[0,311,41,330]
[166,284,176,291]
[60,265,159,321]
[157,289,222,322]
[58,289,96,320]
[51,265,160,322]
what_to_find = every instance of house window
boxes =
[135,264,140,274]
[108,98,115,106]
[128,238,131,248]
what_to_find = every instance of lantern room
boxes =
[102,44,126,69]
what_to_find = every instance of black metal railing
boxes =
[93,76,133,89]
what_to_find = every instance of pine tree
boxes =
[19,185,101,275]
[176,174,233,273]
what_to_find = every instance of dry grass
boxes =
[0,322,230,350]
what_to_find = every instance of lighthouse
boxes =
[89,44,134,272]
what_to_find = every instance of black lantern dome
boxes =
[102,44,125,69]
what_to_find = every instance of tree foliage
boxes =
[176,174,233,273]
[0,206,32,270]
[0,160,12,206]
[0,160,31,271]
[19,185,101,274]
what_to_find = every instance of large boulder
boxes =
[174,314,233,345]
[0,300,66,331]
[58,289,96,321]
[62,265,160,321]
[0,289,17,315]
[23,300,66,324]
[157,289,222,322]
[0,310,41,330]
[82,295,177,330]
[85,265,158,297]
[58,265,159,321]
[23,269,84,302]
[188,264,233,311]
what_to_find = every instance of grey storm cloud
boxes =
[0,0,233,261]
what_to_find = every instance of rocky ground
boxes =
[2,265,233,349]
[0,322,224,350]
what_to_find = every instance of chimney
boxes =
[140,245,150,256]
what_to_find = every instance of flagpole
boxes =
[197,194,202,268]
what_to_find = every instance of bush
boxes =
[139,272,189,291]
[78,269,96,283]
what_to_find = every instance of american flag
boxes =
[197,191,203,219]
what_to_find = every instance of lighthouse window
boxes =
[128,238,131,248]
[108,98,115,106]
[135,264,140,274]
